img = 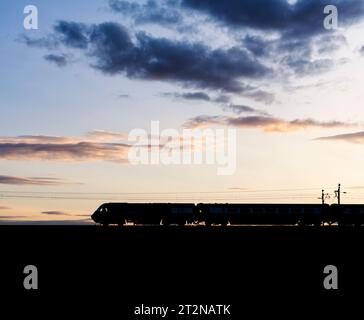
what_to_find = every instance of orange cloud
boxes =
[0,131,131,163]
[184,115,356,132]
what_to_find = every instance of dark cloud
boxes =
[236,5,355,77]
[242,33,340,77]
[21,22,89,50]
[41,211,68,215]
[0,206,10,210]
[90,25,270,92]
[180,0,364,36]
[162,91,273,115]
[162,91,211,101]
[242,35,270,57]
[54,21,90,49]
[315,131,364,144]
[242,35,311,61]
[109,0,183,26]
[0,175,66,186]
[244,89,275,105]
[29,177,65,181]
[214,95,231,104]
[23,1,364,99]
[25,21,270,93]
[185,114,355,132]
[184,115,225,128]
[222,104,270,116]
[360,46,364,55]
[118,94,130,98]
[21,34,59,49]
[177,92,211,101]
[225,104,256,114]
[181,0,292,30]
[44,54,69,67]
[163,88,273,104]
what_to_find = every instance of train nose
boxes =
[91,211,101,223]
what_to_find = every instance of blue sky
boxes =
[1,0,364,223]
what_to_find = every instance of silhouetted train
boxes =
[91,203,364,226]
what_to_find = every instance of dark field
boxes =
[1,225,361,316]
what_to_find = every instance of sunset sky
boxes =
[1,0,364,223]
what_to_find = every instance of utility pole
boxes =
[319,189,330,204]
[334,183,345,205]
[338,184,341,205]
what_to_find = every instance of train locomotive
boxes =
[91,202,364,226]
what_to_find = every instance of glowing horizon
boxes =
[1,0,364,223]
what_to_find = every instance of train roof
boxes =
[100,202,327,206]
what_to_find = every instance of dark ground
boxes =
[0,225,362,317]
